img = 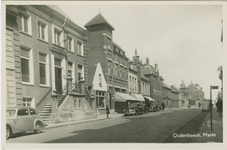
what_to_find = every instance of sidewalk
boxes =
[45,107,190,129]
[45,113,124,129]
[197,108,223,142]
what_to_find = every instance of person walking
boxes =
[216,92,223,117]
[161,102,165,111]
[106,104,110,118]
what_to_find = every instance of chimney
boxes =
[146,58,149,65]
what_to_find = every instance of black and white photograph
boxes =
[2,1,226,149]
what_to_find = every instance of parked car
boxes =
[124,103,145,116]
[6,107,47,139]
[123,107,136,116]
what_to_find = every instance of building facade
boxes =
[170,85,180,108]
[162,82,172,108]
[85,13,129,113]
[5,5,95,123]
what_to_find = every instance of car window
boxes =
[6,110,16,118]
[17,109,29,116]
[29,109,36,115]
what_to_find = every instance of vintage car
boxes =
[6,107,47,139]
[124,103,145,116]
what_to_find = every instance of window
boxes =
[68,62,73,78]
[77,42,83,56]
[99,98,105,108]
[74,99,77,108]
[39,52,47,85]
[21,47,33,83]
[79,99,81,108]
[99,74,102,87]
[125,68,128,81]
[67,37,74,52]
[18,109,29,116]
[130,76,131,89]
[38,21,47,41]
[108,60,112,75]
[107,37,111,49]
[22,98,32,107]
[119,66,122,79]
[78,65,83,81]
[54,29,61,45]
[115,64,118,77]
[19,14,31,34]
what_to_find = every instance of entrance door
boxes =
[55,67,62,94]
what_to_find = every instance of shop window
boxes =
[99,98,105,108]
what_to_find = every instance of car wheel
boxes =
[6,125,11,140]
[34,122,42,134]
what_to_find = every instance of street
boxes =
[7,108,221,143]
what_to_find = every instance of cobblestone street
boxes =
[6,108,219,143]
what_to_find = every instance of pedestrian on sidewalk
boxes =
[216,92,223,117]
[161,102,165,111]
[106,104,110,118]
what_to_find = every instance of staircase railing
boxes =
[73,82,82,94]
[36,87,52,114]
[57,82,68,107]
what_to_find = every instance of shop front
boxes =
[115,92,138,113]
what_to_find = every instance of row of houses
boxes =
[5,5,204,123]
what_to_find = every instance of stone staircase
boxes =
[38,99,53,123]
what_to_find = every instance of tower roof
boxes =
[180,80,186,88]
[84,13,114,30]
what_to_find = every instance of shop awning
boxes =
[131,94,145,102]
[144,96,155,102]
[115,92,138,102]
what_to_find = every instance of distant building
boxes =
[162,82,172,108]
[180,81,204,106]
[141,59,163,105]
[179,80,188,107]
[170,85,180,108]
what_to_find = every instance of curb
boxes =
[45,114,124,130]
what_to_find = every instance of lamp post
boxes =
[210,85,218,130]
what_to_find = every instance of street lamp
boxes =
[210,85,218,131]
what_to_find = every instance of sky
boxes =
[59,4,223,100]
